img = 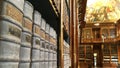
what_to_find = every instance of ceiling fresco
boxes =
[85,0,120,23]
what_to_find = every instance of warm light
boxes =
[87,0,97,6]
[94,53,97,56]
[94,23,99,26]
[114,21,117,23]
[87,0,109,7]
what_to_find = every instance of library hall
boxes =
[0,0,120,68]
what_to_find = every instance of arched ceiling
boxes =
[85,0,120,23]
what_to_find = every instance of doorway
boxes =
[93,44,103,67]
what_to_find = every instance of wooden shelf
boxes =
[81,23,117,44]
[79,45,93,63]
[103,44,118,63]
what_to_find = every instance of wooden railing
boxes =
[81,38,116,44]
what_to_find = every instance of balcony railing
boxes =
[81,38,116,44]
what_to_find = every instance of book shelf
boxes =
[103,44,118,64]
[111,44,118,64]
[79,45,93,63]
[79,45,85,62]
[86,45,93,60]
[82,28,92,39]
[103,44,110,63]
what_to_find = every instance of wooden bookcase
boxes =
[103,44,111,63]
[79,45,93,63]
[103,44,118,63]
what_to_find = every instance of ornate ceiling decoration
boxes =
[85,0,120,23]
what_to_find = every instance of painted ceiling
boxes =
[85,0,120,23]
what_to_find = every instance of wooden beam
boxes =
[59,0,64,68]
[70,0,87,68]
[73,0,77,67]
[70,0,74,67]
[70,0,78,68]
[76,5,80,68]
